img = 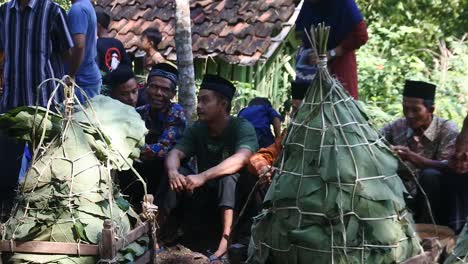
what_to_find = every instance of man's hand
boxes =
[307,46,342,66]
[64,75,75,87]
[185,174,207,192]
[258,165,274,186]
[392,145,424,168]
[0,85,3,97]
[449,142,468,174]
[168,169,187,192]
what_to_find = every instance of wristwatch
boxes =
[329,49,337,58]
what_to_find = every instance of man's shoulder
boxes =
[0,3,7,16]
[47,0,62,11]
[189,120,205,130]
[98,37,123,45]
[135,104,148,116]
[69,1,92,14]
[433,115,458,133]
[230,116,255,133]
[0,1,10,11]
[384,117,407,130]
[169,103,185,113]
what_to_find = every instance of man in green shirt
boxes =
[166,74,258,262]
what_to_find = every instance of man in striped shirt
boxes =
[0,0,73,111]
[0,0,73,215]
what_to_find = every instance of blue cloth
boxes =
[75,79,102,103]
[295,47,316,83]
[18,144,31,182]
[238,105,281,148]
[296,0,363,49]
[136,103,187,160]
[67,0,101,89]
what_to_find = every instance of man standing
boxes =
[0,0,73,215]
[165,75,258,261]
[67,0,101,100]
[381,80,459,224]
[95,8,131,74]
[103,65,138,107]
[295,0,368,99]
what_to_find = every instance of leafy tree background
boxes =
[356,0,468,127]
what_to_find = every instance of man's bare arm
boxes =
[166,149,187,192]
[68,34,86,79]
[200,148,253,181]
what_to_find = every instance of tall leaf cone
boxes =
[0,96,149,263]
[247,24,422,264]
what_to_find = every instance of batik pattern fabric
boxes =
[381,115,459,194]
[136,103,186,159]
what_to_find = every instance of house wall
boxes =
[193,31,300,115]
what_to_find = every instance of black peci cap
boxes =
[403,80,436,101]
[200,74,236,101]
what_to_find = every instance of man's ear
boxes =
[170,90,177,100]
[428,106,435,114]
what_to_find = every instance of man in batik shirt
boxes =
[125,63,186,206]
[381,80,459,224]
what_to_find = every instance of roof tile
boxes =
[97,0,298,65]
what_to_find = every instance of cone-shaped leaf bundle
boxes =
[0,96,148,263]
[248,24,422,264]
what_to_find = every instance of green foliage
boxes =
[356,0,468,127]
[55,0,70,10]
[231,81,261,114]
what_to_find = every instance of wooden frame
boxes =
[0,219,155,264]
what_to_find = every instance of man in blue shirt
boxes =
[67,0,101,100]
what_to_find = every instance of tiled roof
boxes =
[95,0,302,66]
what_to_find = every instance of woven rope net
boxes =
[247,24,423,264]
[0,80,149,263]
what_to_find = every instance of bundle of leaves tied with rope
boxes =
[247,24,423,264]
[0,80,149,263]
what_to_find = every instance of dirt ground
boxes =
[157,244,209,264]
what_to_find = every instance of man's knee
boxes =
[220,173,240,187]
[419,168,442,187]
[421,168,442,178]
[218,173,240,209]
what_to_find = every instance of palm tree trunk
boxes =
[174,0,197,122]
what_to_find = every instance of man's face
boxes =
[402,97,434,130]
[110,78,138,107]
[197,89,226,122]
[146,76,175,111]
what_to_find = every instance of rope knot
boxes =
[318,55,328,69]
